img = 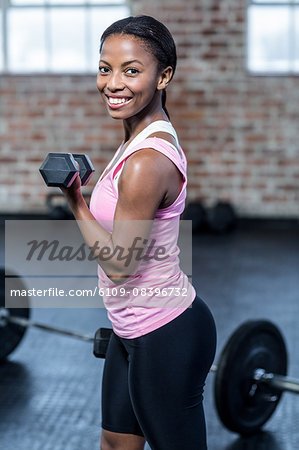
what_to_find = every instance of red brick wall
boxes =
[1,0,299,217]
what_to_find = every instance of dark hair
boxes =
[100,15,177,119]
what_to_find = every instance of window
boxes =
[247,0,299,74]
[0,0,130,73]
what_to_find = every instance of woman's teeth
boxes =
[109,97,129,104]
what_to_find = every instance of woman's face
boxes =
[97,34,166,120]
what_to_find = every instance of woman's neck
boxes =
[122,95,169,143]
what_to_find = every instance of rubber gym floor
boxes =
[1,220,299,450]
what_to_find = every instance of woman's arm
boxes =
[61,148,178,282]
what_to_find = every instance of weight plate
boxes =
[0,268,30,362]
[214,320,287,435]
[39,153,78,187]
[183,201,206,232]
[73,154,95,186]
[93,327,113,358]
[207,201,236,233]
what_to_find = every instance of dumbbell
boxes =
[39,153,95,188]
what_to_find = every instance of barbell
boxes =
[1,272,298,435]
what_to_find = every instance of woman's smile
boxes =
[105,94,133,109]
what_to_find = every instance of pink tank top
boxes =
[90,120,196,338]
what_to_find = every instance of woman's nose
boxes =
[107,71,124,92]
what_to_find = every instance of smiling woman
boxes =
[59,15,217,450]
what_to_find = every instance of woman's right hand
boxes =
[60,163,83,207]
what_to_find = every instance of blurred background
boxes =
[1,0,298,217]
[0,1,299,449]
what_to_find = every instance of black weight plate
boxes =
[46,193,73,219]
[207,201,236,233]
[73,154,95,186]
[0,268,30,362]
[93,327,113,358]
[183,201,206,232]
[39,153,78,187]
[214,320,287,435]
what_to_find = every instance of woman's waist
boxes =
[97,257,182,287]
[98,269,193,311]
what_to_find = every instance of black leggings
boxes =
[101,296,217,450]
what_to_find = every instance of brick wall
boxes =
[1,0,299,217]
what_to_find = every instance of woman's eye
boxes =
[99,66,109,74]
[126,68,139,75]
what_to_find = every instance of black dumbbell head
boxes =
[40,153,79,188]
[72,154,95,186]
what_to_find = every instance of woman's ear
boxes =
[157,66,173,91]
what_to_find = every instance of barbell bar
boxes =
[1,305,299,435]
[253,368,299,395]
[1,312,94,343]
[209,366,299,396]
